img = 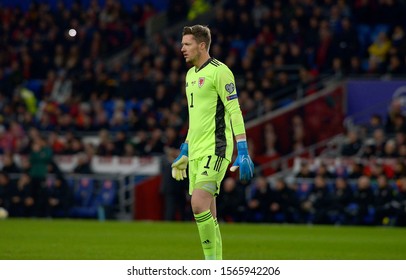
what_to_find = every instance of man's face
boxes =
[181,34,202,65]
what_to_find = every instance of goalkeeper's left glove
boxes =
[171,143,188,181]
[230,140,254,181]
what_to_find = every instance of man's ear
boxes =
[199,42,207,51]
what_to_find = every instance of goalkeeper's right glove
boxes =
[171,143,188,181]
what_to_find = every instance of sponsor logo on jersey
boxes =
[198,77,205,88]
[225,83,235,94]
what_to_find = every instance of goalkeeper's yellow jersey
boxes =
[185,57,244,161]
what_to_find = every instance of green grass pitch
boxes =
[0,219,405,260]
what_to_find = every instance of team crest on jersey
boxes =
[225,83,235,94]
[198,77,205,88]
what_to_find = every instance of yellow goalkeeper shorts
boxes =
[188,155,230,196]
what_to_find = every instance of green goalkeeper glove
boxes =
[171,143,188,181]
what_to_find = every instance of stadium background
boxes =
[0,0,405,229]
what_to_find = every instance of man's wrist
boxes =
[236,140,248,152]
[179,142,188,156]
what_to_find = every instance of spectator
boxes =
[367,162,385,181]
[160,147,188,221]
[0,171,11,211]
[9,172,35,217]
[1,153,20,173]
[383,139,399,158]
[389,115,406,135]
[369,128,387,157]
[268,178,299,223]
[64,137,84,155]
[301,175,331,224]
[113,130,128,156]
[347,161,365,179]
[365,114,384,136]
[245,176,271,223]
[386,99,405,134]
[96,129,112,156]
[367,31,392,65]
[28,136,53,217]
[315,163,335,179]
[73,153,93,174]
[347,56,365,76]
[290,115,307,150]
[47,131,66,155]
[332,17,360,67]
[19,156,32,173]
[315,27,334,72]
[217,177,246,222]
[374,174,397,225]
[296,161,315,178]
[263,123,280,157]
[50,70,72,105]
[47,175,71,218]
[144,128,164,155]
[167,0,189,25]
[251,0,270,29]
[393,159,406,179]
[385,55,404,76]
[329,57,345,78]
[397,143,406,159]
[394,176,406,226]
[122,142,136,157]
[330,177,354,225]
[391,25,406,57]
[341,129,363,156]
[351,175,376,225]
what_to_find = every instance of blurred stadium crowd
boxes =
[214,95,406,226]
[217,155,406,226]
[0,0,406,225]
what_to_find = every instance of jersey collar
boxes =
[195,57,213,73]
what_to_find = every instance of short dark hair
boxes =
[182,25,211,51]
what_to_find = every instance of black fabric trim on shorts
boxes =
[214,156,223,172]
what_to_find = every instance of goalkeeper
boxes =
[172,25,254,260]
